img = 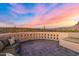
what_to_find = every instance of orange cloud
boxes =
[21,4,79,28]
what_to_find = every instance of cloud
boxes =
[1,3,79,28]
[0,15,17,26]
[9,3,28,14]
[0,22,15,27]
[21,3,79,28]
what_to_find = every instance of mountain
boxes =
[53,21,79,31]
[72,21,79,30]
[0,21,79,33]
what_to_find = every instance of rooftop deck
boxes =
[19,40,79,56]
[0,32,79,56]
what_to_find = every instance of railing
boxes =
[0,32,79,53]
[0,32,69,41]
[6,32,68,41]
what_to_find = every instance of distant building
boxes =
[73,21,79,30]
[53,21,79,31]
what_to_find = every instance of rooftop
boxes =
[17,40,79,56]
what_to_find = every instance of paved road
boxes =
[19,40,79,56]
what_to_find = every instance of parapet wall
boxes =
[0,32,79,53]
[68,32,79,38]
[4,32,69,41]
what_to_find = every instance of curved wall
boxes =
[0,32,69,42]
[0,32,79,53]
[6,32,68,41]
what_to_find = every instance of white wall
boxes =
[68,32,79,38]
[59,39,79,53]
[0,32,79,53]
[59,32,79,53]
[7,32,69,41]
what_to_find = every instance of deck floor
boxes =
[19,40,79,56]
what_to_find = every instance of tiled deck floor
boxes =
[19,40,79,56]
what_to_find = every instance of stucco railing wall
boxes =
[68,32,79,38]
[0,32,69,42]
[6,32,69,41]
[59,39,79,53]
[59,32,79,53]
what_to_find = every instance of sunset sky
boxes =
[0,3,79,28]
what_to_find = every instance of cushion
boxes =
[1,39,10,46]
[0,41,4,51]
[8,37,16,45]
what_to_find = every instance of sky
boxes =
[0,3,79,28]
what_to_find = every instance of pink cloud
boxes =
[33,4,46,15]
[20,4,79,28]
[42,3,79,20]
